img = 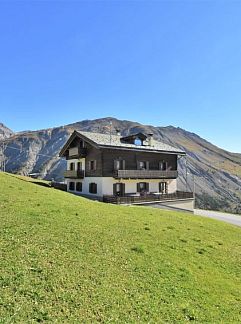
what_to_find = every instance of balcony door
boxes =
[114,159,125,170]
[159,161,168,171]
[77,161,82,171]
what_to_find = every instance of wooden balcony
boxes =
[68,147,87,158]
[63,170,85,178]
[103,191,194,204]
[113,169,178,179]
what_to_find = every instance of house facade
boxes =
[59,131,194,211]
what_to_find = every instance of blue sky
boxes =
[0,1,241,152]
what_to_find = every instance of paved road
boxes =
[194,209,241,227]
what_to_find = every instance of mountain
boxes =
[0,123,13,140]
[1,117,241,213]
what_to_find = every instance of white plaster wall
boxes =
[66,177,177,197]
[167,179,177,193]
[101,178,177,195]
[66,177,102,197]
[82,177,103,196]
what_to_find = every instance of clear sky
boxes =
[0,1,241,153]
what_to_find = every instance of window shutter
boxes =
[114,160,118,170]
[88,161,91,170]
[113,183,117,195]
[146,161,149,170]
[163,162,167,171]
[165,182,168,194]
[122,160,126,170]
[137,161,141,170]
[137,183,141,192]
[94,160,97,171]
[146,182,149,192]
[122,183,125,196]
[159,162,162,170]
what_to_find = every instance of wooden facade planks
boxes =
[101,148,177,177]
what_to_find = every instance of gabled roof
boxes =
[59,130,186,156]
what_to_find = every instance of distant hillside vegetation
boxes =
[1,117,241,213]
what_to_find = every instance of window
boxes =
[113,183,125,196]
[159,182,168,194]
[159,161,167,171]
[70,162,75,171]
[134,138,142,146]
[137,182,149,192]
[69,182,75,191]
[89,160,96,171]
[89,183,97,194]
[76,182,82,192]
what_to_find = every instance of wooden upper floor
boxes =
[60,130,185,179]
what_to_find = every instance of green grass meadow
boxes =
[0,172,241,322]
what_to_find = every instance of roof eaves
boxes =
[99,144,186,155]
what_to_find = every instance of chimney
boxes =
[148,133,154,146]
[116,129,121,136]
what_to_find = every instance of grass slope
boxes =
[0,173,241,323]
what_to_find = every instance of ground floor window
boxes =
[137,182,149,193]
[113,183,125,196]
[89,182,97,194]
[69,182,75,191]
[159,182,168,194]
[76,182,82,192]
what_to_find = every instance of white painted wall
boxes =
[66,177,102,196]
[66,176,177,197]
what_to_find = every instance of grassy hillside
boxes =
[0,173,240,322]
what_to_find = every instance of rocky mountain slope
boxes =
[1,117,241,213]
[0,123,13,140]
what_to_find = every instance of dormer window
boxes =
[134,138,142,146]
[120,133,147,145]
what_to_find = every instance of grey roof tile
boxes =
[77,131,185,154]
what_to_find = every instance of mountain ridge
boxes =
[0,123,14,140]
[1,117,241,213]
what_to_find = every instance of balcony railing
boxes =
[63,170,85,178]
[113,169,178,179]
[68,147,87,158]
[103,191,194,204]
